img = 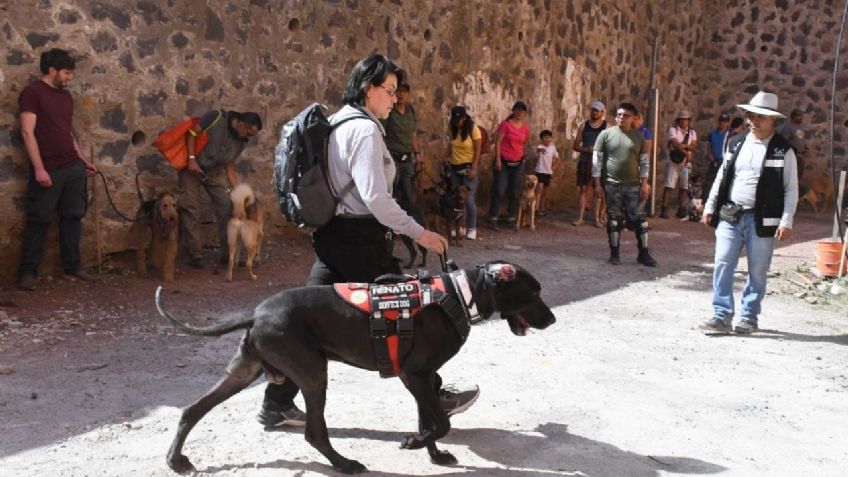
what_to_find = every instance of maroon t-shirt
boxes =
[18,80,79,171]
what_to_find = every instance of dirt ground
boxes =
[1,210,847,477]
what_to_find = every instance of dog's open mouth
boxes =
[508,314,531,336]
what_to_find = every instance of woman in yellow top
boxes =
[446,106,482,239]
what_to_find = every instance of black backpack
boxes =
[273,103,369,228]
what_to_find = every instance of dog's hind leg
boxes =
[226,220,240,282]
[166,348,262,474]
[399,372,454,464]
[242,228,258,280]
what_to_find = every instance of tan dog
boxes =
[227,184,264,282]
[799,177,834,214]
[136,192,179,282]
[516,174,539,230]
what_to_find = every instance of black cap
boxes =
[718,113,730,121]
[451,106,467,118]
[512,101,528,112]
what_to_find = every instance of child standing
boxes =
[534,130,559,215]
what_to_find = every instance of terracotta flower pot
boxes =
[814,240,848,277]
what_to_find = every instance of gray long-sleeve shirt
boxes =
[327,105,424,240]
[705,133,798,229]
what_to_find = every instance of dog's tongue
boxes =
[518,315,530,335]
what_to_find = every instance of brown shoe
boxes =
[66,268,99,282]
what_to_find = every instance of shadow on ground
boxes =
[208,422,726,476]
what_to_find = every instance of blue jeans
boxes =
[488,159,525,220]
[712,212,775,323]
[449,167,478,229]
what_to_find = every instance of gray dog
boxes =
[155,261,556,474]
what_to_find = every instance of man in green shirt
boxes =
[380,83,421,204]
[592,102,657,267]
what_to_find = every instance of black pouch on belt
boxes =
[719,201,743,224]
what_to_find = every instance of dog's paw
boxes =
[333,458,368,474]
[167,453,196,474]
[401,434,427,449]
[429,449,458,466]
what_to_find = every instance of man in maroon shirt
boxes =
[17,48,97,290]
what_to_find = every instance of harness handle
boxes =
[439,252,459,273]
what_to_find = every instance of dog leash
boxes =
[87,171,146,222]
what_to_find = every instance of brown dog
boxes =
[226,184,264,282]
[516,174,538,230]
[136,192,179,282]
[799,176,834,214]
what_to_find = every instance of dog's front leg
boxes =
[301,376,368,474]
[399,372,455,465]
[530,202,536,230]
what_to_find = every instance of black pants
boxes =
[18,162,87,277]
[266,216,446,407]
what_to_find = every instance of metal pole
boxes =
[832,170,846,241]
[651,89,659,217]
[830,0,848,240]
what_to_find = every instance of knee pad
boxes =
[637,220,649,232]
[607,219,623,233]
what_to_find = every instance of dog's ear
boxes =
[487,263,517,283]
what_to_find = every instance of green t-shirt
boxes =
[381,105,416,155]
[593,126,646,185]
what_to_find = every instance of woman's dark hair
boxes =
[342,54,406,106]
[508,100,528,119]
[40,48,75,75]
[450,107,474,142]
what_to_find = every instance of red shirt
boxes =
[496,119,530,162]
[18,80,79,171]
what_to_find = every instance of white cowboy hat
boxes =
[737,91,785,118]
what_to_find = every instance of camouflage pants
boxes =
[604,183,645,226]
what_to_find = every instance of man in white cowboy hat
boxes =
[661,110,698,218]
[699,91,798,334]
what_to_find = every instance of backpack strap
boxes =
[328,111,377,201]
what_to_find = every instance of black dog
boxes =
[155,261,555,474]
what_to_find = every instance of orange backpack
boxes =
[154,110,223,170]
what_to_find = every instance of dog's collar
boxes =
[447,269,480,322]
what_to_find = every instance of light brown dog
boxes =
[136,192,179,282]
[227,184,264,282]
[799,176,834,214]
[516,174,539,230]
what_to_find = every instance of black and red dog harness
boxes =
[334,270,480,377]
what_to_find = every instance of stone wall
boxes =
[692,0,848,183]
[8,0,843,282]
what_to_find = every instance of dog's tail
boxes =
[230,184,255,220]
[155,286,253,336]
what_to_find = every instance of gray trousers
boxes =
[178,169,231,261]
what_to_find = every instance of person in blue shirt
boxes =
[702,113,730,201]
